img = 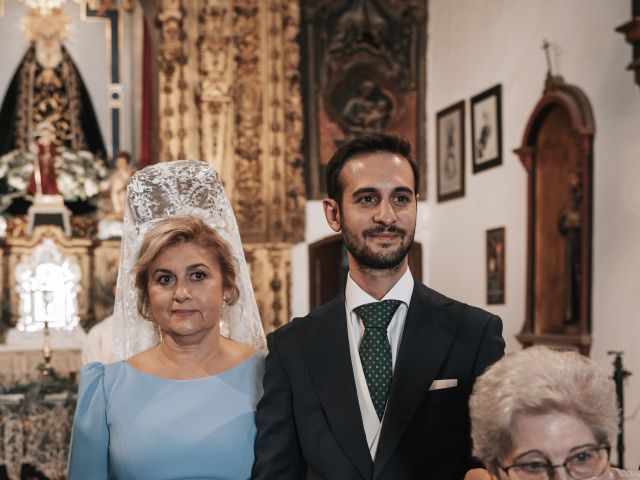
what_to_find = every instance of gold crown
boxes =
[22,7,70,43]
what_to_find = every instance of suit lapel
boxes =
[297,295,374,479]
[373,284,460,478]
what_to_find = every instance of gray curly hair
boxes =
[469,346,618,474]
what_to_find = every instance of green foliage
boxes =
[1,365,77,412]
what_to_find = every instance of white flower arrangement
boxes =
[0,148,108,201]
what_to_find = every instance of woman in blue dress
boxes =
[68,161,266,479]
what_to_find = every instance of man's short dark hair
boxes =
[325,132,419,203]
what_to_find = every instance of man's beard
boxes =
[343,225,414,271]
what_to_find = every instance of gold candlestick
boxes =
[42,319,52,376]
[41,290,54,376]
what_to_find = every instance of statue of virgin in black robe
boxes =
[0,28,106,214]
[0,43,106,157]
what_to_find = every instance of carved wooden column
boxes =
[514,75,595,354]
[156,0,305,330]
[157,0,192,161]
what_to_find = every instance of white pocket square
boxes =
[428,379,458,390]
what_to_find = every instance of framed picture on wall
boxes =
[486,227,506,304]
[436,100,465,202]
[471,84,502,173]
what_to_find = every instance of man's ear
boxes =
[322,198,342,233]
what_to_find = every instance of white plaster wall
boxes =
[426,0,640,467]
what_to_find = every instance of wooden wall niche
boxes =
[514,75,595,354]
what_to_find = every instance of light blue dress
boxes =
[67,353,264,480]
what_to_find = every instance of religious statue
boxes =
[100,151,136,219]
[27,121,60,198]
[340,80,392,135]
[0,8,108,214]
[558,172,583,326]
[0,8,105,157]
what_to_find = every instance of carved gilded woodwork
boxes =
[244,243,291,334]
[231,0,265,238]
[196,0,234,176]
[158,0,305,242]
[154,0,305,326]
[4,215,97,239]
[281,1,306,240]
[157,0,190,161]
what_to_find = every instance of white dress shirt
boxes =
[344,268,414,459]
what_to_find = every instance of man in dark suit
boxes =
[252,133,504,480]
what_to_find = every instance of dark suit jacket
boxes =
[252,282,505,480]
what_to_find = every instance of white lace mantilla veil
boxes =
[112,160,266,360]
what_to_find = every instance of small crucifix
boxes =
[542,39,554,76]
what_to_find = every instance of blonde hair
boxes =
[132,215,239,320]
[469,346,618,474]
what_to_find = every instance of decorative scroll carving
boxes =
[196,0,234,177]
[232,0,265,238]
[244,243,291,334]
[280,0,305,242]
[303,0,427,198]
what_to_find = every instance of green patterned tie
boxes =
[354,299,402,420]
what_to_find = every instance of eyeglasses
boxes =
[499,445,611,480]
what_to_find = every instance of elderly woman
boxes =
[68,161,265,479]
[469,346,638,480]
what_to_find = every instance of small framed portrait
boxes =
[471,84,502,173]
[486,227,506,305]
[436,100,465,202]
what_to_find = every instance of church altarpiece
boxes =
[0,0,306,355]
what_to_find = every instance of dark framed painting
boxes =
[436,100,465,202]
[471,84,502,173]
[486,227,506,304]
